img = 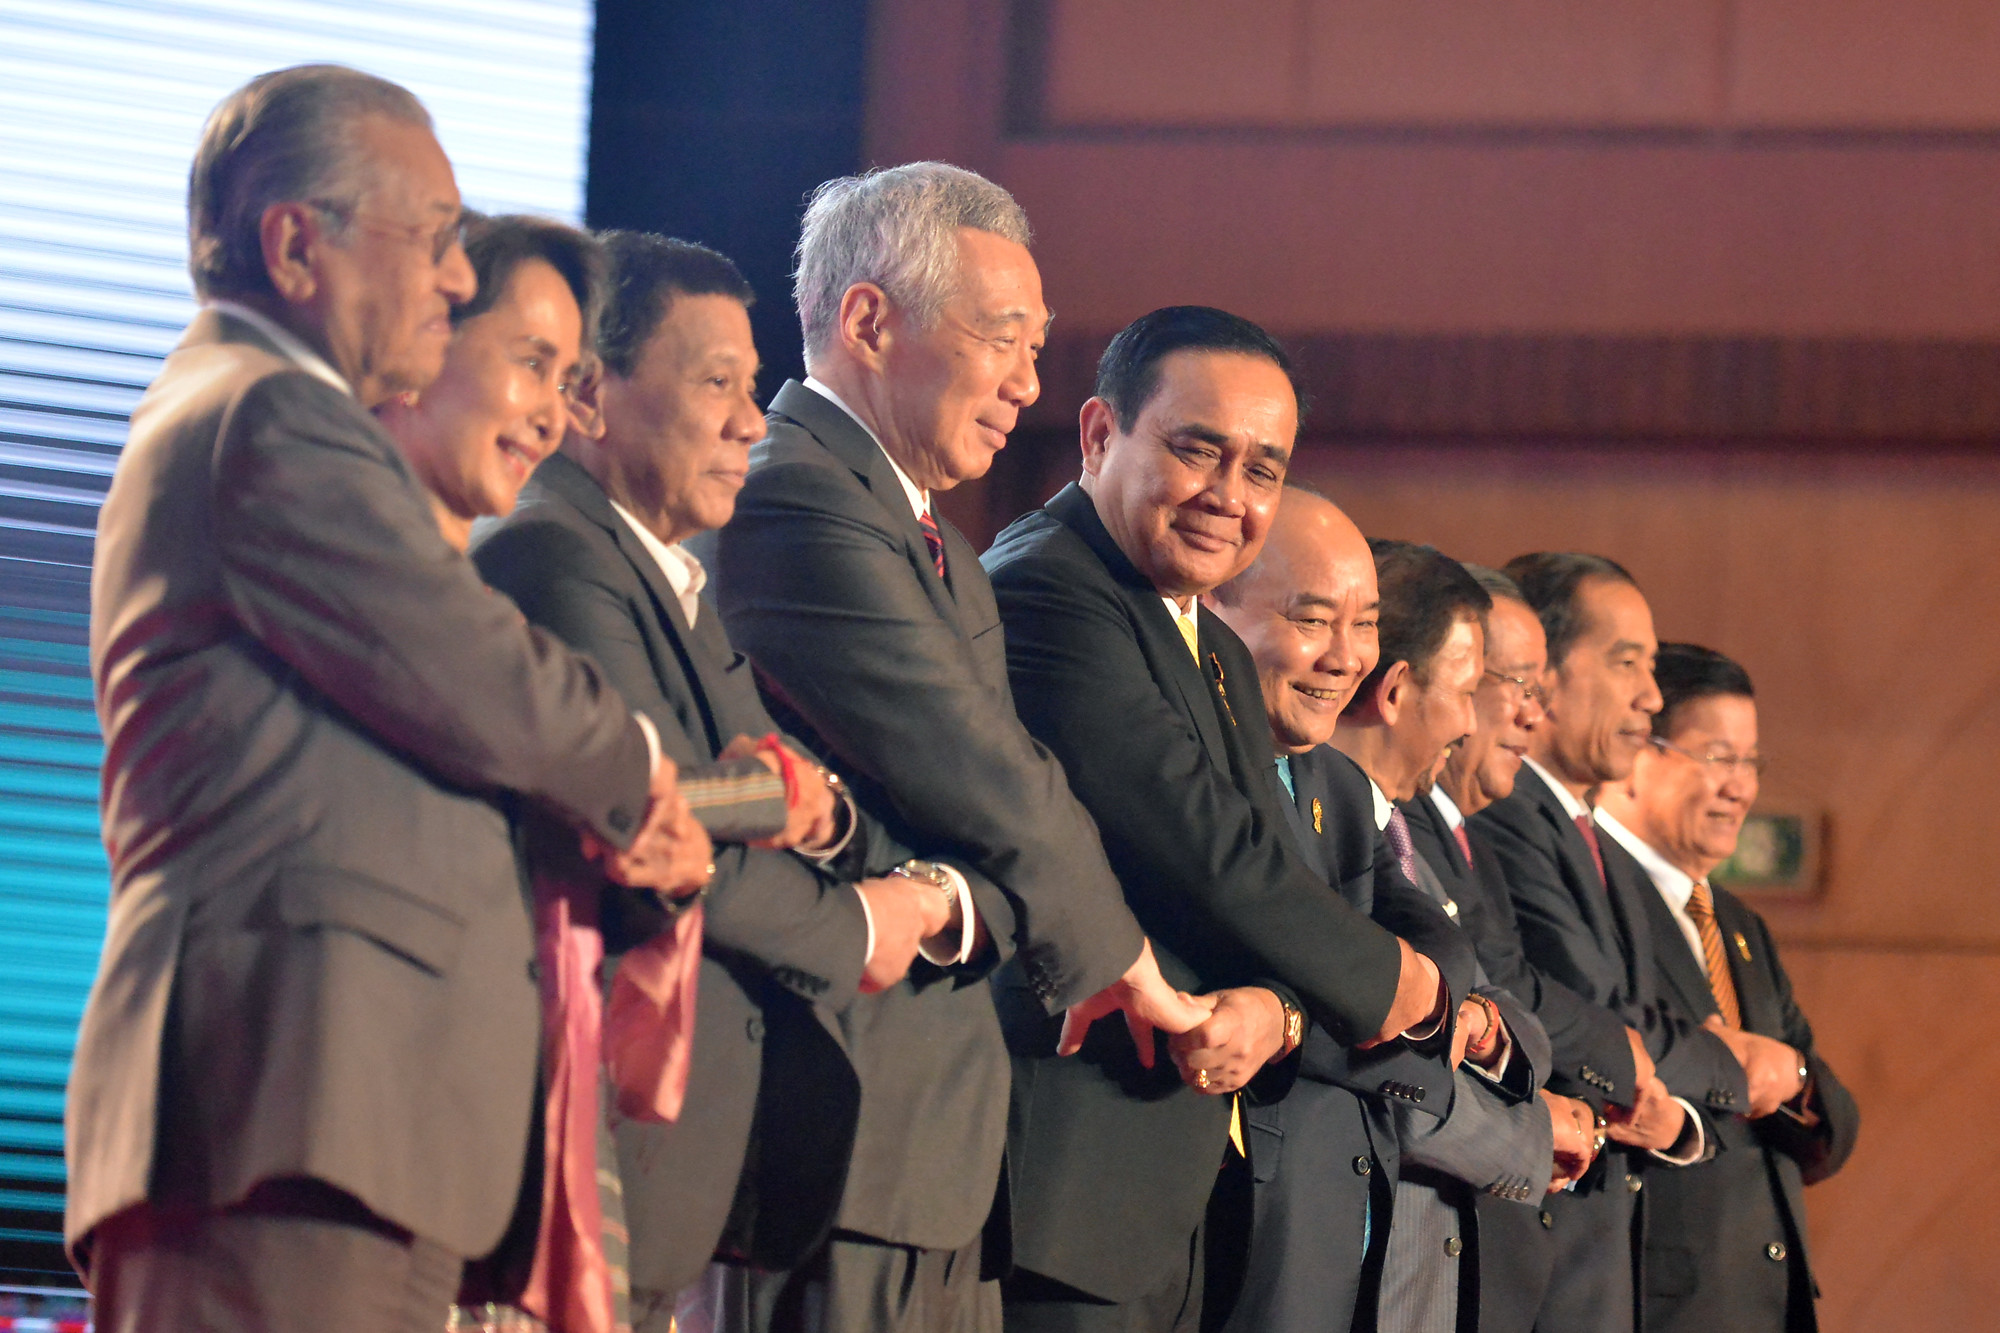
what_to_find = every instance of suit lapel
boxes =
[1520,765,1627,964]
[1273,757,1330,882]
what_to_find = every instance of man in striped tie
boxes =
[1593,644,1858,1333]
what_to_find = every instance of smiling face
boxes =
[379,255,582,547]
[1441,596,1547,815]
[1208,492,1380,754]
[866,227,1046,491]
[1624,694,1760,879]
[597,292,764,544]
[1535,576,1664,788]
[1389,615,1484,801]
[1081,349,1296,600]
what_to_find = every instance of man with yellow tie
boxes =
[982,306,1459,1332]
[1594,643,1859,1333]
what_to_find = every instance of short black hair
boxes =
[1653,642,1754,738]
[452,212,605,350]
[1094,305,1304,433]
[1502,552,1638,667]
[596,231,755,378]
[1356,538,1492,705]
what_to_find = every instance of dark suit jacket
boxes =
[1227,749,1473,1333]
[1626,871,1859,1333]
[70,311,654,1264]
[982,484,1412,1301]
[473,453,882,1294]
[709,382,1142,1253]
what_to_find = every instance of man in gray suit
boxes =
[70,67,709,1333]
[707,164,1207,1333]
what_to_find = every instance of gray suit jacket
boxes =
[708,380,1143,1252]
[473,453,878,1295]
[71,310,654,1262]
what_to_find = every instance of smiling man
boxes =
[984,307,1453,1331]
[1594,644,1858,1333]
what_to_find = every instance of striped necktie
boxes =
[918,508,946,578]
[1684,879,1742,1028]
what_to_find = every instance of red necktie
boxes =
[1453,824,1474,867]
[918,509,947,578]
[1574,813,1607,888]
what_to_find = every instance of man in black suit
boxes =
[1327,540,1601,1333]
[473,234,969,1328]
[983,307,1457,1331]
[1413,564,1641,1333]
[709,165,1208,1333]
[1203,492,1479,1333]
[1472,555,1754,1333]
[72,68,709,1333]
[1595,644,1858,1332]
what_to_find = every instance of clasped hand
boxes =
[1702,1015,1805,1117]
[1541,1090,1599,1192]
[584,756,715,898]
[1169,987,1288,1095]
[1058,939,1214,1069]
[852,873,956,993]
[719,734,842,852]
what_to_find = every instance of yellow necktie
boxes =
[1177,609,1248,1155]
[1685,880,1742,1028]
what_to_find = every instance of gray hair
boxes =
[188,64,432,300]
[1462,563,1526,606]
[793,161,1032,359]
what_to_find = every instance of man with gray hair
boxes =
[705,162,1208,1333]
[71,65,710,1331]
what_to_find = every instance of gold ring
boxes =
[1194,1069,1211,1090]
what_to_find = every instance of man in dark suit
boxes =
[1414,564,1641,1333]
[983,307,1458,1331]
[70,67,709,1333]
[473,234,968,1328]
[1201,491,1470,1333]
[1595,644,1858,1332]
[1473,555,1753,1333]
[708,165,1207,1333]
[1326,540,1604,1333]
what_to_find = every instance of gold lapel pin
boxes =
[1311,797,1323,834]
[1733,931,1751,962]
[1207,652,1237,727]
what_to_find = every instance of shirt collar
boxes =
[1363,774,1394,832]
[608,500,707,628]
[1429,785,1465,830]
[1522,753,1593,822]
[1593,807,1697,911]
[801,375,928,521]
[206,300,351,398]
[1162,595,1198,625]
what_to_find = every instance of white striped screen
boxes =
[0,0,592,1273]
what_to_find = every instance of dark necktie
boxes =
[1574,812,1607,888]
[1385,807,1421,886]
[918,509,946,578]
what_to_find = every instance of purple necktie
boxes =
[918,509,946,578]
[1385,807,1421,886]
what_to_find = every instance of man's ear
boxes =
[1375,658,1414,729]
[835,282,891,369]
[566,357,607,441]
[261,202,325,305]
[1078,396,1117,479]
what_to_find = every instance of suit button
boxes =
[1443,1237,1463,1258]
[1353,1156,1373,1177]
[1539,1210,1554,1229]
[1766,1242,1787,1262]
[526,960,540,984]
[1626,1174,1642,1194]
[746,1016,764,1041]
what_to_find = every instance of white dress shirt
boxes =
[794,377,977,967]
[207,300,351,398]
[1593,809,1708,976]
[609,501,708,628]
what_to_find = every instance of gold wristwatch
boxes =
[1277,995,1305,1058]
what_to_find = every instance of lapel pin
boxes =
[1733,931,1751,962]
[1311,797,1323,834]
[1207,652,1237,727]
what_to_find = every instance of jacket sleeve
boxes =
[714,457,1142,1012]
[987,540,1402,1044]
[211,371,650,845]
[474,514,869,1004]
[1395,1070,1552,1203]
[1741,905,1860,1183]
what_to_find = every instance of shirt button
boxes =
[1352,1156,1372,1176]
[1443,1237,1463,1258]
[1766,1242,1788,1262]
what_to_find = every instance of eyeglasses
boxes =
[1481,668,1548,708]
[1647,735,1768,776]
[309,199,466,265]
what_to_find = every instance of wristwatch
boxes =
[1277,995,1305,1058]
[1591,1107,1609,1157]
[891,858,956,907]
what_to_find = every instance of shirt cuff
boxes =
[916,862,976,967]
[1468,1023,1514,1084]
[1400,975,1450,1042]
[853,883,877,972]
[1649,1097,1707,1165]
[633,711,663,778]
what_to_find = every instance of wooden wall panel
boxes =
[1733,0,2000,128]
